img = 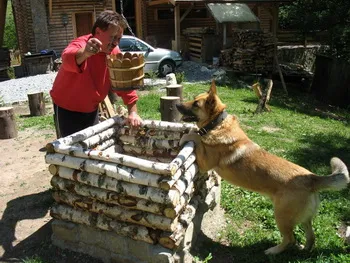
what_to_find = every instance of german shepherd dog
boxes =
[176,80,349,255]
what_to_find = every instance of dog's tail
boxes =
[313,157,349,192]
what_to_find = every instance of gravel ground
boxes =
[0,61,217,104]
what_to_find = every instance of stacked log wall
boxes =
[45,116,220,262]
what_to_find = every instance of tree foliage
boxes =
[279,0,350,62]
[4,0,18,49]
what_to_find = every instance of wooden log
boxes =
[51,176,169,217]
[119,135,180,151]
[50,204,158,244]
[46,115,124,152]
[160,161,198,190]
[119,127,183,140]
[52,191,178,231]
[46,146,173,175]
[46,154,167,188]
[79,127,119,149]
[169,141,195,175]
[159,199,198,249]
[141,120,196,133]
[0,107,17,139]
[122,144,178,159]
[49,165,180,206]
[27,92,46,116]
[160,96,181,122]
[166,84,183,101]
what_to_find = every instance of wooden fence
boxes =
[277,30,329,46]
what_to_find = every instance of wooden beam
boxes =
[148,0,174,6]
[180,3,193,23]
[174,4,180,51]
[0,0,8,47]
[135,0,143,37]
[49,0,52,17]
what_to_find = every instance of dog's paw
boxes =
[179,133,201,146]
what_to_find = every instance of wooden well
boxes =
[45,117,221,263]
[107,52,145,90]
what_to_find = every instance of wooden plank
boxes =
[148,0,170,6]
[0,0,8,47]
[189,42,202,47]
[189,47,201,53]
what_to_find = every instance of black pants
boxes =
[53,104,99,138]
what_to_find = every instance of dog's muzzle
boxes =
[176,103,198,122]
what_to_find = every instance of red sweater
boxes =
[50,34,138,113]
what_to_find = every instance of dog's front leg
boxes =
[180,133,211,173]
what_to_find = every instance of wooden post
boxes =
[27,92,46,116]
[160,96,181,122]
[166,84,183,101]
[0,107,17,139]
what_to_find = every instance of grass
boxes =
[138,82,350,263]
[13,81,350,263]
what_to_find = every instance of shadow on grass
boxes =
[192,230,349,263]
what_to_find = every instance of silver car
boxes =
[118,35,183,77]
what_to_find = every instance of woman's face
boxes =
[95,24,123,54]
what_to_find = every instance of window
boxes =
[119,38,149,52]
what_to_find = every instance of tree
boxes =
[279,0,350,62]
[4,0,18,49]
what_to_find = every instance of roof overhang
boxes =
[206,3,260,23]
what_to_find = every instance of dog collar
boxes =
[197,111,228,136]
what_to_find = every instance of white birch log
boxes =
[119,135,180,151]
[50,204,158,244]
[159,199,198,249]
[52,191,178,231]
[163,180,194,219]
[50,166,180,206]
[122,145,178,159]
[51,176,168,216]
[46,116,124,152]
[46,147,172,175]
[169,141,195,175]
[46,154,167,188]
[141,120,197,132]
[79,127,119,149]
[159,154,196,190]
[95,138,118,151]
[119,127,183,140]
[103,144,124,154]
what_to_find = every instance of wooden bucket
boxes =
[107,52,145,91]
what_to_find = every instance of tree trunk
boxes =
[27,92,46,116]
[0,107,17,139]
[166,84,183,101]
[160,96,181,122]
[119,135,180,151]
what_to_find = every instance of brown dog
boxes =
[176,80,349,255]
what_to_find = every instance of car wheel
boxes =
[158,60,175,77]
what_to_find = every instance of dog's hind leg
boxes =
[265,218,296,255]
[301,219,315,251]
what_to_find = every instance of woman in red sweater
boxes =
[50,10,141,137]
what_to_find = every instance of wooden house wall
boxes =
[145,3,216,49]
[48,0,113,55]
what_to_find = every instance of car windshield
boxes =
[119,38,149,52]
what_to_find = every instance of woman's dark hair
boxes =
[92,10,127,35]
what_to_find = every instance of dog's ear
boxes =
[209,79,217,95]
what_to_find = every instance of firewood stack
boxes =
[220,30,275,73]
[45,116,220,262]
